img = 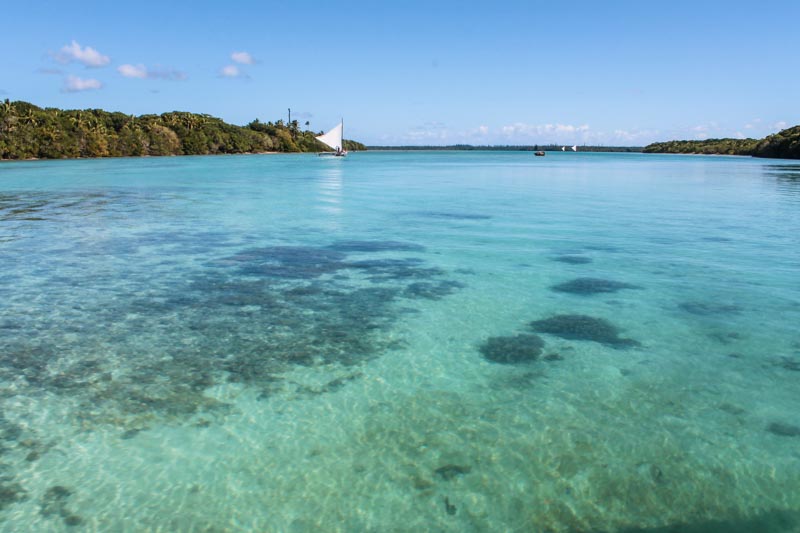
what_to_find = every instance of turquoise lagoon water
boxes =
[0,151,799,532]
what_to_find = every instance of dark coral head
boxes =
[479,334,545,364]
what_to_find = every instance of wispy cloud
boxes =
[500,122,590,140]
[55,41,110,67]
[231,51,256,65]
[62,75,103,92]
[374,122,675,146]
[772,120,788,130]
[220,64,249,79]
[744,118,762,130]
[220,65,239,77]
[118,64,148,79]
[609,128,660,143]
[118,63,187,80]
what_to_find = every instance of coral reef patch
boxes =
[529,314,640,348]
[0,240,465,428]
[479,334,545,364]
[552,255,593,264]
[551,277,641,295]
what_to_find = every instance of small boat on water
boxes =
[534,151,546,156]
[571,145,578,152]
[316,120,347,157]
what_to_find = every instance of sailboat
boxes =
[571,145,577,152]
[316,120,347,157]
[561,146,566,151]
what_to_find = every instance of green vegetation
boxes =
[0,100,365,160]
[643,125,800,159]
[642,138,759,156]
[753,125,800,159]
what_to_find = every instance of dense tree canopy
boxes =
[643,126,800,159]
[0,100,365,160]
[753,126,800,159]
[642,138,759,156]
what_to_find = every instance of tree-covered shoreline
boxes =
[0,100,365,160]
[643,126,800,159]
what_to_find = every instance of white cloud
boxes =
[231,51,255,64]
[611,129,660,143]
[62,75,102,92]
[772,121,788,130]
[500,122,590,140]
[220,65,242,78]
[57,40,110,67]
[744,118,761,129]
[118,64,148,79]
[118,64,187,81]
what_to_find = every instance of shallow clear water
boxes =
[1,151,799,532]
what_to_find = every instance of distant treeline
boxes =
[367,144,642,152]
[0,100,365,160]
[643,125,800,159]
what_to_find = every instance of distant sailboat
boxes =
[316,120,347,157]
[571,145,577,152]
[561,146,566,151]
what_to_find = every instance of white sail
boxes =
[316,122,344,151]
[571,145,577,152]
[561,146,566,151]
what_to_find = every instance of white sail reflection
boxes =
[317,164,343,219]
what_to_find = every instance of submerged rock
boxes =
[444,496,457,515]
[403,280,466,300]
[40,485,82,527]
[679,301,742,316]
[0,480,26,510]
[552,255,593,265]
[550,277,640,295]
[230,246,348,279]
[775,357,800,371]
[479,334,545,364]
[767,422,800,437]
[435,464,472,481]
[529,314,640,348]
[326,240,425,252]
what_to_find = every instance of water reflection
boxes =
[764,164,800,198]
[316,161,343,218]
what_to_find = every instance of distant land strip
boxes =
[0,100,365,160]
[643,125,800,159]
[367,145,642,152]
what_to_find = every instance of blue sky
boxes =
[1,0,798,146]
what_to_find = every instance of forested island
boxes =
[643,125,800,159]
[0,100,365,160]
